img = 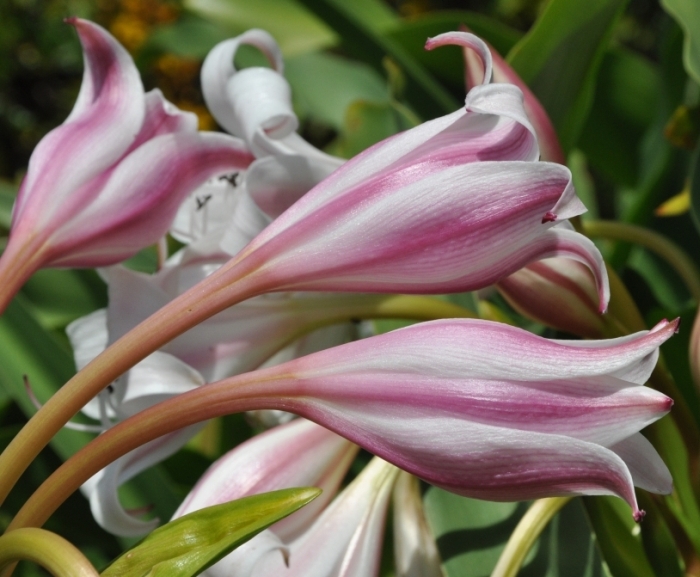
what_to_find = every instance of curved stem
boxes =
[0,528,98,577]
[7,373,276,532]
[0,275,474,509]
[584,220,700,304]
[490,497,571,577]
[0,256,263,508]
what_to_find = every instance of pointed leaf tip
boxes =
[101,487,321,577]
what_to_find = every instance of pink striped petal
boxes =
[234,162,606,306]
[205,318,675,519]
[175,419,358,542]
[46,132,253,267]
[497,257,605,338]
[13,19,144,229]
[461,30,566,164]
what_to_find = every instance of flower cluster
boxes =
[2,18,678,577]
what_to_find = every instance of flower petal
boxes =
[87,425,202,536]
[609,433,672,494]
[175,418,358,541]
[393,472,443,577]
[201,29,285,138]
[239,162,602,300]
[47,132,254,267]
[13,19,144,229]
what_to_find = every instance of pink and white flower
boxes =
[0,19,254,313]
[170,31,608,313]
[183,318,676,521]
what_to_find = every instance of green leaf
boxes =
[0,295,92,458]
[184,0,336,57]
[101,488,321,577]
[385,11,522,92]
[0,179,17,231]
[147,15,232,59]
[583,496,656,577]
[661,0,700,84]
[578,48,661,187]
[286,51,389,129]
[295,0,460,119]
[20,269,107,331]
[423,489,609,576]
[326,100,401,159]
[507,0,627,152]
[690,142,700,236]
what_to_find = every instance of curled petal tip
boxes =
[64,16,78,25]
[542,211,557,223]
[633,509,646,523]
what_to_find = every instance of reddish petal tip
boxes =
[542,211,557,224]
[64,16,79,25]
[633,509,646,523]
[673,317,681,334]
[424,37,436,51]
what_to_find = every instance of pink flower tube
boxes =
[0,19,254,312]
[201,318,675,522]
[11,319,677,531]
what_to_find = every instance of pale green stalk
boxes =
[584,220,700,304]
[491,497,571,577]
[0,528,98,577]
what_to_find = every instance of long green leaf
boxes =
[101,488,321,577]
[183,0,336,56]
[507,0,627,152]
[689,142,700,236]
[661,0,700,84]
[583,496,657,577]
[423,489,609,576]
[295,0,460,118]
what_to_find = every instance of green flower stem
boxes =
[490,497,571,577]
[584,220,700,304]
[0,528,98,577]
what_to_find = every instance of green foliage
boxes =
[661,0,700,84]
[101,488,321,577]
[507,0,628,152]
[423,491,610,577]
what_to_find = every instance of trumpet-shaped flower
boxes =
[0,18,254,312]
[181,31,609,310]
[190,318,676,521]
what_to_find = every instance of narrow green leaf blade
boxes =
[423,489,609,576]
[295,0,460,118]
[507,0,627,151]
[661,0,700,84]
[583,496,657,577]
[101,488,321,577]
[689,143,700,236]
